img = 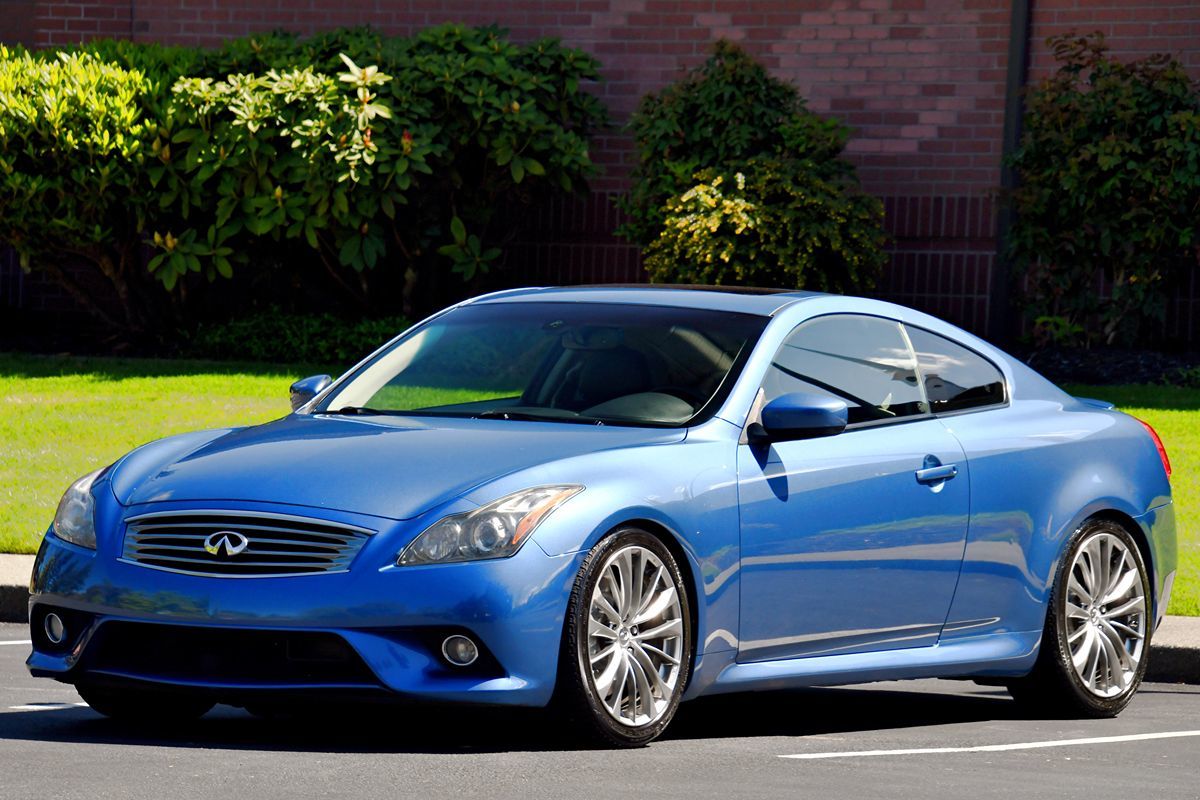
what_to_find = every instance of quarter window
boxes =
[762,315,927,424]
[905,326,1005,412]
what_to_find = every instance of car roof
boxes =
[465,285,824,316]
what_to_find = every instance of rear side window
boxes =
[905,326,1005,413]
[763,315,927,425]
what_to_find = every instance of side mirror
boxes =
[289,374,332,412]
[749,392,848,444]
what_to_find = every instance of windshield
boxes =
[316,302,768,427]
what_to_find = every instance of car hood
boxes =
[109,414,685,520]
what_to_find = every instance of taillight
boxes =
[1135,418,1172,480]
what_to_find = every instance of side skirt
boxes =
[685,631,1041,699]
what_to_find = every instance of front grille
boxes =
[84,622,379,686]
[121,510,374,577]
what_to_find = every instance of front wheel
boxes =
[77,684,215,724]
[1008,518,1152,717]
[557,528,692,747]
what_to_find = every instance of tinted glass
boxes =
[763,315,927,424]
[319,302,768,427]
[906,326,1006,412]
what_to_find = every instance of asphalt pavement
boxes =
[1,622,1197,799]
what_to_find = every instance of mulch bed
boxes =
[1015,347,1200,386]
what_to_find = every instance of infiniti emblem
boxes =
[204,530,249,557]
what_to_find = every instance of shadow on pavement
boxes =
[0,682,1050,755]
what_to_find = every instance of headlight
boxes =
[398,485,583,566]
[52,468,106,550]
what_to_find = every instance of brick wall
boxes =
[15,0,1200,339]
[0,0,36,44]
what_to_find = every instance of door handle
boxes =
[915,458,958,485]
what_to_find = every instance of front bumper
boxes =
[27,523,585,708]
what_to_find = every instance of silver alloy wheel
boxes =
[586,544,684,727]
[1064,531,1147,698]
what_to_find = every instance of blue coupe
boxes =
[28,286,1175,746]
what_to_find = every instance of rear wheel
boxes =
[557,528,692,747]
[1008,518,1151,717]
[77,684,215,724]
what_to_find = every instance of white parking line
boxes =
[7,703,88,712]
[0,640,31,646]
[779,729,1200,759]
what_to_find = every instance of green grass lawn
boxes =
[1063,384,1200,616]
[0,353,310,555]
[1,353,1195,615]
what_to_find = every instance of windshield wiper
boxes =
[314,406,392,416]
[474,409,605,425]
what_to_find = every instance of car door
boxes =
[736,314,970,662]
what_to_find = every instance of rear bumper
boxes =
[1138,501,1177,629]
[27,530,584,708]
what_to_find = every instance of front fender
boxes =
[491,421,743,658]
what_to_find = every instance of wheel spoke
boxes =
[1099,620,1134,674]
[639,641,681,666]
[589,616,617,641]
[1072,626,1096,672]
[594,648,623,695]
[1084,539,1103,596]
[1104,596,1145,619]
[608,657,631,715]
[635,565,665,620]
[608,563,627,619]
[635,617,682,642]
[633,585,678,627]
[628,549,644,622]
[1067,623,1089,644]
[590,643,618,666]
[1067,574,1092,605]
[1107,618,1144,640]
[593,591,622,625]
[1085,634,1102,692]
[1103,565,1138,606]
[626,649,656,719]
[1097,536,1112,606]
[1094,625,1125,692]
[1066,601,1090,621]
[630,643,669,701]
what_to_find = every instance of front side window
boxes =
[318,302,768,427]
[905,326,1006,412]
[762,315,927,425]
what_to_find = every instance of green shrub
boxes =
[0,26,607,334]
[0,46,157,330]
[187,310,411,365]
[1008,33,1200,345]
[644,161,886,292]
[621,41,885,290]
[155,25,606,311]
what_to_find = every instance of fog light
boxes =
[44,613,66,645]
[441,634,479,666]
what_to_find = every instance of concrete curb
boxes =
[1,553,1197,684]
[0,585,29,624]
[0,554,33,624]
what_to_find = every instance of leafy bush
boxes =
[644,162,886,292]
[0,46,158,330]
[622,41,885,290]
[154,25,606,312]
[1008,33,1200,345]
[187,309,410,365]
[0,26,606,334]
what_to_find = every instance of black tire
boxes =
[556,528,692,748]
[77,684,215,724]
[1007,518,1152,717]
